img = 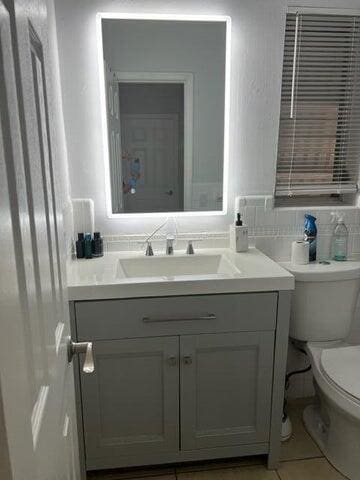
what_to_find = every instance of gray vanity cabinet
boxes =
[180,332,274,450]
[80,337,179,460]
[72,291,291,472]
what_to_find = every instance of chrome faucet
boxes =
[186,240,195,255]
[142,218,177,256]
[166,235,174,255]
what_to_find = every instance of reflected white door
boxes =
[0,1,80,479]
[122,114,182,213]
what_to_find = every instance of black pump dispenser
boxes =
[235,213,243,226]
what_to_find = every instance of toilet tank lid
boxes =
[280,261,360,282]
[321,346,360,401]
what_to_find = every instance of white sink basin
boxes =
[117,254,240,280]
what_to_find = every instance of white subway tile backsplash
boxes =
[254,236,275,258]
[242,196,266,207]
[255,206,276,227]
[273,236,295,262]
[242,205,256,228]
[276,209,297,227]
[351,233,360,254]
[317,234,332,261]
[101,196,360,263]
[312,209,326,225]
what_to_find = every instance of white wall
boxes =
[47,0,74,255]
[55,0,360,236]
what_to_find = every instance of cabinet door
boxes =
[80,336,179,465]
[180,332,274,450]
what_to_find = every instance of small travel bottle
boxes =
[92,232,104,257]
[84,233,93,259]
[75,233,85,259]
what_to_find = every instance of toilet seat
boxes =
[320,346,360,402]
[306,342,360,420]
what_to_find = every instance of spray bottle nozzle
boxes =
[331,211,345,224]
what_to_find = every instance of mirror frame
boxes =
[97,12,231,218]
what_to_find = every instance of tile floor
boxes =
[87,398,346,480]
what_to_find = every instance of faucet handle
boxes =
[186,240,195,255]
[145,241,154,256]
[166,235,175,255]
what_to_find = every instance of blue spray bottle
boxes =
[304,214,317,262]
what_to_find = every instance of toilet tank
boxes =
[283,262,360,342]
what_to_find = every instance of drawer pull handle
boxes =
[142,314,216,323]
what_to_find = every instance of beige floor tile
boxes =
[87,467,175,480]
[176,456,266,473]
[277,458,347,480]
[281,397,322,461]
[177,465,278,480]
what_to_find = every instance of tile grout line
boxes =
[281,453,324,463]
[275,469,283,480]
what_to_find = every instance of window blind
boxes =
[275,12,360,197]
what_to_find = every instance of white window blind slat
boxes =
[275,12,360,197]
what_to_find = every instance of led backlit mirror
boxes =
[99,15,229,214]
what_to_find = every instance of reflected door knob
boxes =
[67,338,95,373]
[165,190,173,196]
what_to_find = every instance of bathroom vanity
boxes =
[68,248,294,474]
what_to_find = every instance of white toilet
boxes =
[283,261,360,480]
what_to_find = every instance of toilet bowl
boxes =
[282,261,360,480]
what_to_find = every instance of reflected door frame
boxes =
[114,71,194,211]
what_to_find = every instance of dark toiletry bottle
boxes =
[84,233,93,259]
[92,232,104,257]
[75,233,85,259]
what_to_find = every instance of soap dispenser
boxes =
[230,213,248,252]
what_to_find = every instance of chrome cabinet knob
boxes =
[183,355,193,365]
[167,356,177,366]
[67,338,95,373]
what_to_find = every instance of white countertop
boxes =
[67,247,294,301]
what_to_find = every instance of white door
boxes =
[122,113,182,213]
[0,1,83,479]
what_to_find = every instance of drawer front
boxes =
[76,293,277,340]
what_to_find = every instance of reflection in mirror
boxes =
[100,17,229,214]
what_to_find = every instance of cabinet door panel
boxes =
[80,337,179,464]
[180,332,274,450]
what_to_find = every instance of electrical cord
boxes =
[285,364,312,391]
